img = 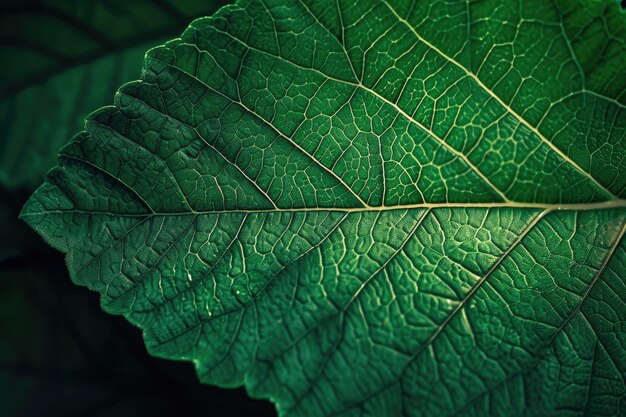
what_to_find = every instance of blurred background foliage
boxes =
[0,1,275,415]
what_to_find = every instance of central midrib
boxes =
[20,199,626,218]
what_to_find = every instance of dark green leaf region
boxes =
[21,0,626,416]
[0,0,228,189]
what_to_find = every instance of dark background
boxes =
[0,1,276,416]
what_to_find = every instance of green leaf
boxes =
[21,0,626,416]
[0,0,228,189]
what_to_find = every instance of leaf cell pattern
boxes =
[22,0,626,416]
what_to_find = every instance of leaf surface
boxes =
[22,0,626,416]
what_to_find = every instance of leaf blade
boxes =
[20,0,626,416]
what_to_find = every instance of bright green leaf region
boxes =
[21,0,626,416]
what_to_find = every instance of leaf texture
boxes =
[21,0,626,416]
